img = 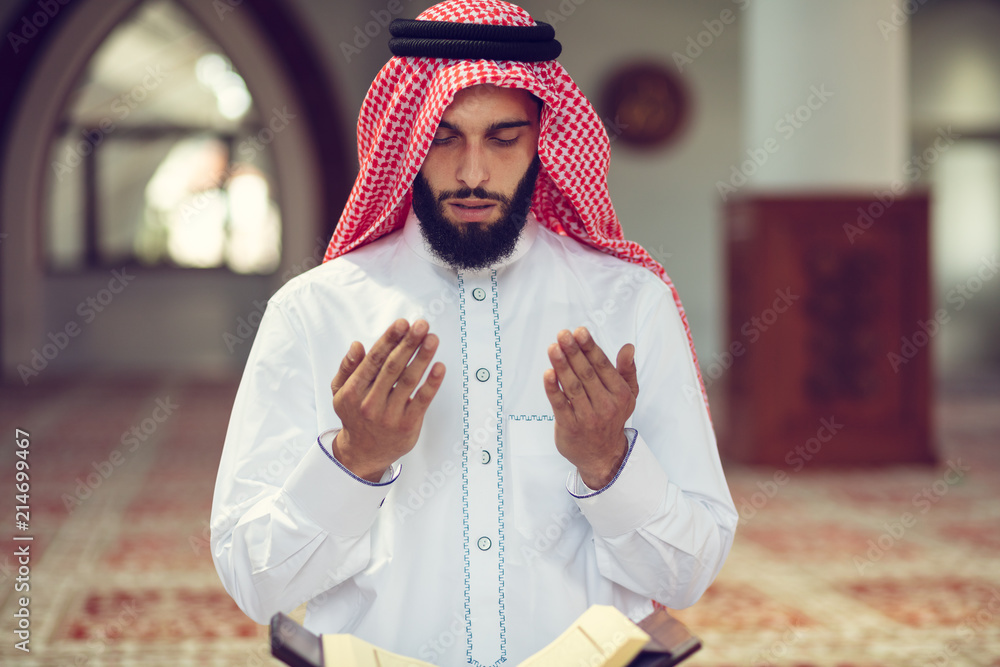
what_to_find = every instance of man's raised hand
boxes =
[543,327,639,490]
[330,319,445,482]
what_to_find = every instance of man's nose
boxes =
[456,144,488,190]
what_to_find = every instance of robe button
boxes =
[481,450,491,465]
[478,536,492,551]
[472,288,486,301]
[475,368,490,382]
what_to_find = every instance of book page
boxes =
[320,605,650,666]
[517,605,650,667]
[321,634,437,667]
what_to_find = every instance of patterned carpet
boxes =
[1,375,998,666]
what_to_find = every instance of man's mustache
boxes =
[436,187,511,205]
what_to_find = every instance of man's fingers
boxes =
[407,361,446,416]
[556,330,598,390]
[388,332,440,409]
[543,367,575,421]
[353,318,411,389]
[571,327,624,391]
[331,341,365,396]
[556,328,621,404]
[547,341,589,407]
[369,319,430,401]
[616,343,639,399]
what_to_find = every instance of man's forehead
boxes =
[438,85,540,127]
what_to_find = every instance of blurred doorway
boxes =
[1,0,347,380]
[928,136,1000,380]
[911,0,1000,385]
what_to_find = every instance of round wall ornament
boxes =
[599,61,690,150]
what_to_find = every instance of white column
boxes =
[743,0,909,190]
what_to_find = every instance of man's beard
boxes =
[412,155,541,271]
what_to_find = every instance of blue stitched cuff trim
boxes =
[568,427,638,499]
[316,433,399,487]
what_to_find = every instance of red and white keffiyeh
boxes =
[323,0,706,398]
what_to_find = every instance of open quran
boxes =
[270,604,701,667]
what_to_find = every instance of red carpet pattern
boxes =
[1,376,998,666]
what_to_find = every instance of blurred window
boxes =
[45,0,282,274]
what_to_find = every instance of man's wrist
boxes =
[577,432,629,490]
[332,429,391,483]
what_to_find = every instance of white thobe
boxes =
[211,209,737,666]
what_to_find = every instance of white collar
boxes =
[402,205,540,273]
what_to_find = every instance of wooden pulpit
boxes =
[720,194,936,467]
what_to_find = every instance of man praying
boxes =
[211,2,736,664]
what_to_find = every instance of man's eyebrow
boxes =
[486,119,532,132]
[435,119,532,133]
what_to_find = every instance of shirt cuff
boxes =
[569,427,638,497]
[281,429,399,537]
[568,429,669,538]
